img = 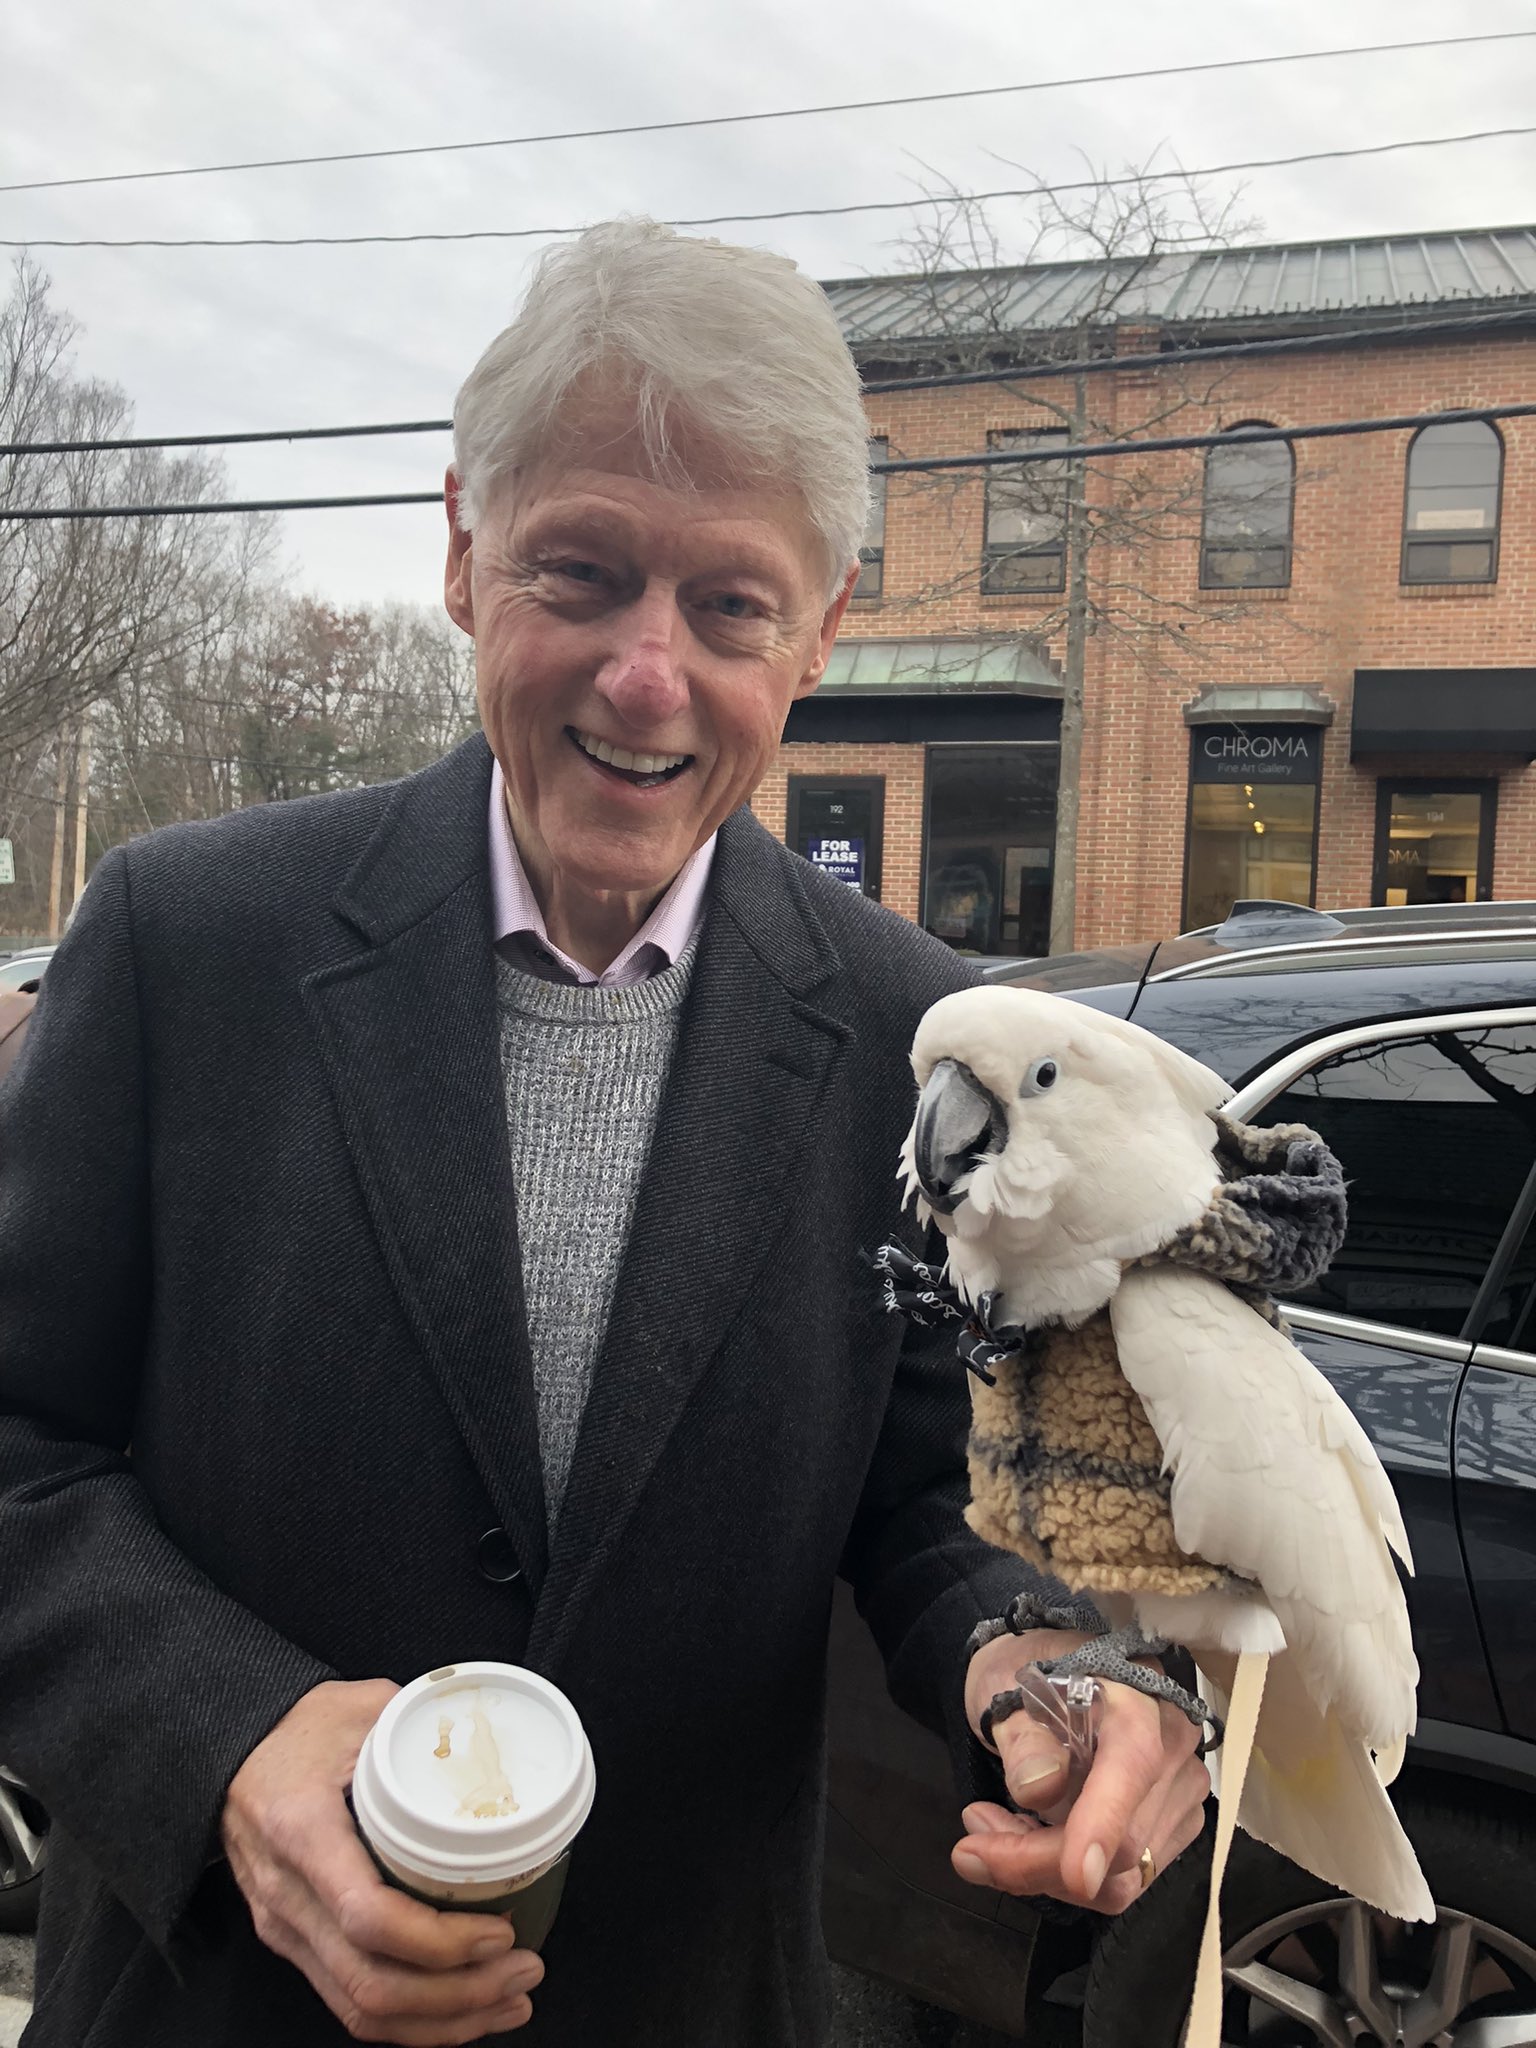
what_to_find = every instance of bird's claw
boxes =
[1033,1626,1223,1745]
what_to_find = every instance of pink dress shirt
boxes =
[488,762,715,987]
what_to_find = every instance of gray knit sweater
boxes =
[495,941,697,1524]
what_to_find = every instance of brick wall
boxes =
[751,742,927,920]
[759,323,1536,949]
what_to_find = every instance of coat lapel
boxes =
[529,811,851,1671]
[302,737,549,1590]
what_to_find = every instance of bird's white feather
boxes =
[903,985,1429,1926]
[1110,1263,1418,1748]
[1200,1651,1433,1921]
[904,986,1230,1328]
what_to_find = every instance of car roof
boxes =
[1147,898,1536,981]
[990,899,1536,1087]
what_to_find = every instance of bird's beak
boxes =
[913,1058,1006,1215]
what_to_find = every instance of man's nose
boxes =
[593,592,690,726]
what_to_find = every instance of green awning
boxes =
[1183,684,1335,726]
[820,636,1060,695]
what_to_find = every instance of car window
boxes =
[1475,1204,1536,1354]
[1260,1024,1536,1339]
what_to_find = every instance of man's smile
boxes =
[566,725,695,790]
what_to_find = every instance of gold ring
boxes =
[1137,1845,1157,1891]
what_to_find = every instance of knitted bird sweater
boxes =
[965,1114,1347,1599]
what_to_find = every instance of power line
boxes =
[875,402,1536,474]
[6,305,1534,461]
[7,303,1536,463]
[6,125,1531,250]
[2,32,1526,199]
[0,491,440,520]
[0,418,452,457]
[7,403,1534,519]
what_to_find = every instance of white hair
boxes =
[452,218,870,598]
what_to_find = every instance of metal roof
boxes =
[1182,685,1335,727]
[824,225,1536,346]
[820,635,1059,694]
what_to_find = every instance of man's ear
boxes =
[795,562,859,701]
[444,468,475,637]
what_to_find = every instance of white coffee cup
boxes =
[351,1661,595,1946]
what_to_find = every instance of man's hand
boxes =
[954,1630,1208,1917]
[221,1679,544,2044]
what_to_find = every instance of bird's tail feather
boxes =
[1200,1652,1432,1922]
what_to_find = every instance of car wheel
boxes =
[0,1766,47,1933]
[1083,1779,1536,2047]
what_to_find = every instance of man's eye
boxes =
[555,561,605,585]
[707,593,759,619]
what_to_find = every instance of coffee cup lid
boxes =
[352,1662,595,1885]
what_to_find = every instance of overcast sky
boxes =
[4,0,1534,610]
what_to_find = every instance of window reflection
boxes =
[1378,787,1487,907]
[923,744,1058,958]
[1185,782,1315,929]
[1267,1025,1536,1338]
[1402,420,1502,584]
[982,430,1069,594]
[1200,426,1293,588]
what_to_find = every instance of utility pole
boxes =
[70,707,92,918]
[1049,367,1091,956]
[46,729,70,941]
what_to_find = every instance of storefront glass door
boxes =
[1373,782,1495,906]
[1182,722,1322,932]
[922,744,1058,958]
[1184,783,1318,931]
[786,775,884,900]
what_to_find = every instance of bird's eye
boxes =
[1020,1058,1059,1097]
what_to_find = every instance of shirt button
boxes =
[476,1526,523,1585]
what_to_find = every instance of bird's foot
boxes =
[1032,1626,1222,1742]
[963,1588,1104,1662]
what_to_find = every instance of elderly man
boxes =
[0,221,1205,2047]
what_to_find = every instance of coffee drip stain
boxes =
[460,1707,520,1819]
[429,1697,520,1819]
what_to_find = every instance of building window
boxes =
[1182,724,1321,931]
[1401,420,1502,584]
[1200,425,1292,588]
[786,775,884,900]
[982,429,1068,594]
[854,439,887,599]
[923,743,1058,958]
[1372,780,1496,906]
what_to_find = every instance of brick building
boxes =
[751,225,1536,957]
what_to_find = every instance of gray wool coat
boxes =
[0,734,1036,2048]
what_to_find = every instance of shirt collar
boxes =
[488,760,715,988]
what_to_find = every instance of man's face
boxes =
[445,414,854,903]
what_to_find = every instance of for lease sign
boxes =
[806,836,864,887]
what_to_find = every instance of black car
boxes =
[825,897,1536,2048]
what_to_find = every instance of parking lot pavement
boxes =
[0,1932,32,2048]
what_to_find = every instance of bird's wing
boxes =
[1199,1651,1432,1920]
[1110,1262,1417,1747]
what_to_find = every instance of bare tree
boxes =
[0,263,479,938]
[864,160,1315,951]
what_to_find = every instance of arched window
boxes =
[1402,420,1502,584]
[1200,424,1293,589]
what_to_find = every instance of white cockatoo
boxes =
[897,982,1433,1927]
